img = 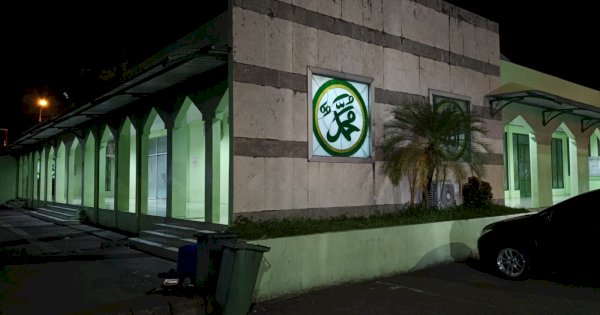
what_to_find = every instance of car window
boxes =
[550,190,600,227]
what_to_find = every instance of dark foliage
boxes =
[462,176,493,209]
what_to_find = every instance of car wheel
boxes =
[495,247,530,279]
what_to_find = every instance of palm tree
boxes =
[380,100,490,208]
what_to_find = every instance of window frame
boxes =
[307,67,374,163]
[429,90,472,161]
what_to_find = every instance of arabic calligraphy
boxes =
[312,77,370,157]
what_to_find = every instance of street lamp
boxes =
[37,98,48,122]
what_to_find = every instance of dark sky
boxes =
[445,0,598,91]
[2,4,225,143]
[2,2,598,144]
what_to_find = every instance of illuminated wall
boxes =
[46,146,55,202]
[501,61,600,208]
[231,0,502,218]
[55,142,67,204]
[117,118,137,213]
[0,155,16,204]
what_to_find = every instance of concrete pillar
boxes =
[15,156,20,200]
[576,136,590,194]
[33,152,39,208]
[532,132,553,208]
[98,139,107,209]
[28,152,34,207]
[94,130,100,222]
[41,148,47,206]
[117,125,129,212]
[171,121,187,218]
[135,125,144,232]
[211,117,222,224]
[204,112,215,223]
[166,119,174,219]
[84,135,96,208]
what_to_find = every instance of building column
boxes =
[532,132,553,208]
[204,110,215,223]
[165,118,174,219]
[135,126,144,233]
[28,152,34,207]
[94,129,100,223]
[576,130,596,194]
[15,155,20,200]
[41,148,47,207]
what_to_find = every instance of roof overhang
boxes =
[486,83,600,132]
[4,13,228,154]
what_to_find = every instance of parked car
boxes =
[477,189,600,280]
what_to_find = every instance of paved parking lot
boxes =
[0,210,203,315]
[3,209,600,315]
[252,255,600,314]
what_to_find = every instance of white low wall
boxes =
[250,213,527,300]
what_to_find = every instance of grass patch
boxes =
[227,204,529,240]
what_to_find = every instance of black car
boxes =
[477,189,600,280]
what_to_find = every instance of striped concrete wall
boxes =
[231,0,503,219]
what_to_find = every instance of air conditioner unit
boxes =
[429,181,459,208]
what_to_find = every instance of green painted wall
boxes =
[591,131,600,190]
[46,147,54,202]
[129,133,137,211]
[55,144,66,203]
[99,141,107,209]
[250,214,528,300]
[0,155,17,204]
[33,152,39,203]
[68,141,83,205]
[98,128,115,210]
[188,121,205,217]
[171,119,190,218]
[117,121,136,213]
[40,149,46,204]
[84,135,96,207]
[218,117,229,224]
[172,99,206,220]
[501,60,600,108]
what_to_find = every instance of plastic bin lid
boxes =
[222,240,270,252]
[193,231,238,239]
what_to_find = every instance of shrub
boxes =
[227,203,527,240]
[462,176,493,209]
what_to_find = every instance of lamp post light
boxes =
[37,98,48,122]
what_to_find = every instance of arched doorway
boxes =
[143,109,167,217]
[172,97,205,220]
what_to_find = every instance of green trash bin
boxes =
[193,231,238,291]
[215,240,270,315]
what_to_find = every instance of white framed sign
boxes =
[309,72,371,160]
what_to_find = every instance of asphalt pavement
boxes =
[0,209,207,315]
[3,208,600,315]
[251,255,600,314]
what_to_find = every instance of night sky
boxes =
[2,2,597,145]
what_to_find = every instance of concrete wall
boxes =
[501,60,600,108]
[250,213,526,300]
[501,61,600,208]
[0,155,17,204]
[232,0,502,218]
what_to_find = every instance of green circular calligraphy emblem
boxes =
[313,79,369,157]
[437,99,468,159]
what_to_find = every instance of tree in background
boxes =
[380,100,490,208]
